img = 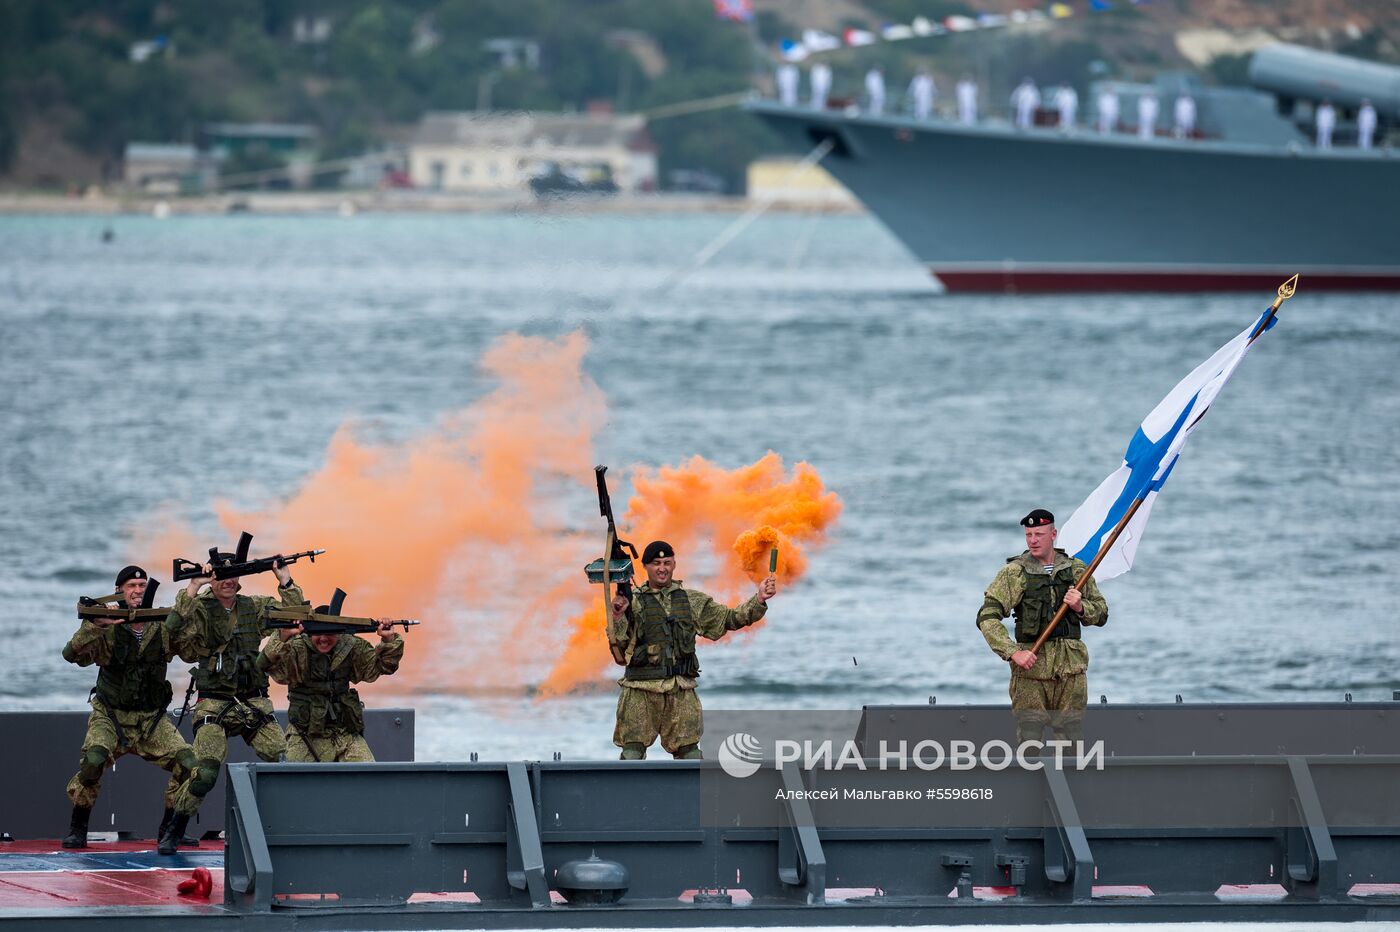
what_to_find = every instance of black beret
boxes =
[115,565,148,587]
[642,541,675,564]
[1020,509,1055,528]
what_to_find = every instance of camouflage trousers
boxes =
[1009,672,1088,745]
[613,686,703,758]
[66,700,198,814]
[285,726,374,763]
[171,697,285,813]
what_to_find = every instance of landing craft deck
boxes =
[4,703,1400,928]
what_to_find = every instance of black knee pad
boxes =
[620,742,648,760]
[79,746,110,785]
[673,744,702,760]
[173,748,198,774]
[190,760,221,797]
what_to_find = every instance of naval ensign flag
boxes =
[1056,307,1281,581]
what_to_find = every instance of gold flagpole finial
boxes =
[1272,273,1299,309]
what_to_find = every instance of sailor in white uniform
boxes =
[1096,89,1119,134]
[865,66,886,115]
[1358,99,1377,150]
[776,62,799,107]
[1315,100,1336,149]
[1011,77,1040,130]
[1173,93,1196,138]
[1054,85,1078,130]
[810,62,832,111]
[908,69,935,120]
[1137,92,1159,140]
[956,76,978,124]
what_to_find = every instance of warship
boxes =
[748,43,1400,293]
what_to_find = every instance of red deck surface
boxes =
[0,839,222,910]
[3,840,1397,913]
[1,839,217,855]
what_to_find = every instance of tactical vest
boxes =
[94,624,174,713]
[1011,556,1082,643]
[626,588,701,680]
[194,595,270,698]
[287,638,365,737]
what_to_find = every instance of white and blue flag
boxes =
[1056,308,1279,581]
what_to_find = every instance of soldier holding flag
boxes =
[977,512,1108,745]
[980,277,1298,746]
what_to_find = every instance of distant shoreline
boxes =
[0,190,863,217]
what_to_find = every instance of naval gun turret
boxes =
[1248,42,1400,127]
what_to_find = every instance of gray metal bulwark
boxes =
[224,763,273,910]
[1042,764,1094,901]
[217,755,1400,917]
[1285,756,1339,899]
[777,765,827,904]
[506,761,549,907]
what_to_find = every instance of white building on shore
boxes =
[407,110,658,193]
[122,142,219,194]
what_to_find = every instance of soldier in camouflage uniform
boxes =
[258,613,405,762]
[609,541,778,760]
[60,565,201,852]
[162,554,303,851]
[977,509,1108,745]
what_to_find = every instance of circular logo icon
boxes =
[717,732,764,779]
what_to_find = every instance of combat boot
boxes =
[157,808,199,848]
[158,813,191,856]
[61,806,92,849]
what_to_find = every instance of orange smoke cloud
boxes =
[536,453,842,696]
[138,331,841,698]
[140,331,605,692]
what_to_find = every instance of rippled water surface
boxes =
[2,211,1397,760]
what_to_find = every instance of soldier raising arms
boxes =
[610,541,778,760]
[60,566,202,853]
[258,609,405,762]
[162,552,304,847]
[977,509,1108,745]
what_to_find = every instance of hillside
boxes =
[2,0,1397,191]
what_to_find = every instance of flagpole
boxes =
[1027,499,1143,656]
[1026,274,1298,658]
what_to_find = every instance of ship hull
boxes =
[933,264,1400,293]
[748,102,1400,293]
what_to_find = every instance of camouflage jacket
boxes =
[257,632,404,688]
[259,633,403,736]
[63,618,183,667]
[166,584,305,696]
[977,549,1107,680]
[62,618,184,711]
[618,580,767,694]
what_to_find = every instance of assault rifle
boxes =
[259,588,419,635]
[583,465,639,665]
[77,578,171,624]
[172,531,324,581]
